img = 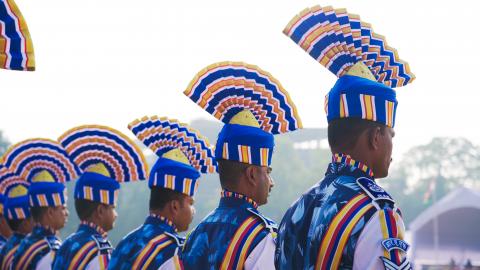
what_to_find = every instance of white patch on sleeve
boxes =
[353,211,408,270]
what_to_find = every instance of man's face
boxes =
[101,204,118,232]
[254,166,274,206]
[175,195,195,232]
[375,127,394,178]
[51,204,69,230]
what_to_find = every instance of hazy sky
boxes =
[1,0,478,160]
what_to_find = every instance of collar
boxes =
[331,153,374,178]
[33,223,56,236]
[12,232,26,238]
[79,220,108,238]
[220,189,258,209]
[146,214,178,233]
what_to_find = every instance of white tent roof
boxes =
[410,187,480,266]
[410,187,480,231]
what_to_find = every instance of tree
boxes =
[383,137,480,224]
[0,131,10,156]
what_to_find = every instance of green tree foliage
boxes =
[0,131,10,156]
[383,137,480,225]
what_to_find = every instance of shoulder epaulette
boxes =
[247,208,277,233]
[164,232,185,248]
[90,234,112,255]
[356,177,395,206]
[45,235,61,251]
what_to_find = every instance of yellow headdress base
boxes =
[9,185,28,198]
[162,149,190,165]
[86,163,111,177]
[346,62,376,81]
[229,110,261,128]
[32,170,55,183]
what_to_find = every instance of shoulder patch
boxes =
[356,177,394,204]
[164,231,185,247]
[45,235,62,251]
[90,234,113,255]
[382,238,409,253]
[247,208,277,233]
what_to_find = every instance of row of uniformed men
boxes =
[0,3,416,270]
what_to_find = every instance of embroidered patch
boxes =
[91,234,113,255]
[356,177,394,203]
[382,238,409,253]
[247,208,278,232]
[45,235,62,251]
[380,257,412,270]
[165,231,185,247]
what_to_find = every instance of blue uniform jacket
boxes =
[0,233,25,269]
[12,225,61,270]
[181,191,277,270]
[108,214,184,270]
[52,222,112,270]
[0,235,7,251]
[275,156,400,270]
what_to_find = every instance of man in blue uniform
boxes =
[275,6,416,269]
[0,173,33,270]
[108,117,217,269]
[1,139,79,270]
[181,61,302,269]
[52,125,148,270]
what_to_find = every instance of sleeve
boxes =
[35,251,53,270]
[244,233,276,270]
[158,255,183,270]
[353,208,411,270]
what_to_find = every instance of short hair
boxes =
[6,219,24,231]
[149,187,184,211]
[328,118,386,151]
[217,159,250,188]
[75,199,101,220]
[30,206,49,222]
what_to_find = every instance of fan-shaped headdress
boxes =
[284,6,415,127]
[129,116,216,197]
[185,61,302,166]
[59,125,148,206]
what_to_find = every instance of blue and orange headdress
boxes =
[0,165,30,220]
[1,139,79,208]
[129,116,216,197]
[284,6,415,127]
[185,61,302,167]
[58,125,148,206]
[0,0,35,71]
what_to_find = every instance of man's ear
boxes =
[46,207,55,219]
[96,204,105,218]
[170,200,180,216]
[244,166,257,187]
[368,127,382,150]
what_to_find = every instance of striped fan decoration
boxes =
[58,125,148,182]
[2,138,80,183]
[0,0,35,71]
[0,165,28,194]
[283,5,415,88]
[184,61,302,134]
[128,116,217,173]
